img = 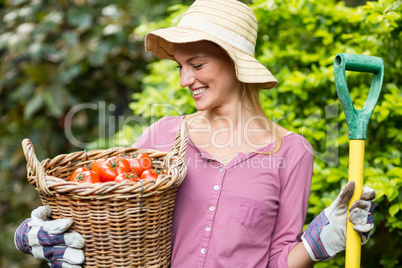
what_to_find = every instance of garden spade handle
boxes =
[334,53,384,268]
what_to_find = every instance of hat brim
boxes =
[145,25,278,89]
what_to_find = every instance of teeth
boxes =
[193,87,207,96]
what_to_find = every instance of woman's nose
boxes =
[179,68,196,88]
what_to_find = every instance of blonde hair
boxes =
[242,83,282,154]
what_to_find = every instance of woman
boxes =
[15,0,375,267]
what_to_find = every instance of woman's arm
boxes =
[267,137,314,267]
[287,242,314,268]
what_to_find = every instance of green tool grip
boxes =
[334,53,384,140]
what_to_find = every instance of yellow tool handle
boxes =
[345,140,365,268]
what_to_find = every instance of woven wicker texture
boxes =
[22,120,188,268]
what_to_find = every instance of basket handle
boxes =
[22,139,51,196]
[163,118,189,186]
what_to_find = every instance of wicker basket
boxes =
[22,120,188,268]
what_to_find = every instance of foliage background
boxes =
[1,0,401,267]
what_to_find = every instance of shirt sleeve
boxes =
[132,116,180,151]
[268,148,314,268]
[132,120,160,149]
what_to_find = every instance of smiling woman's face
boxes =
[174,41,243,112]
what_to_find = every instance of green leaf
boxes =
[387,167,402,178]
[9,82,35,102]
[67,7,93,29]
[0,32,12,50]
[377,107,390,122]
[366,14,384,23]
[389,203,401,217]
[384,11,401,21]
[391,1,402,11]
[28,42,43,62]
[20,63,57,84]
[23,94,44,120]
[387,188,399,202]
[43,83,66,118]
[66,44,88,65]
[43,10,63,25]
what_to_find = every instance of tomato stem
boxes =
[76,173,84,182]
[109,159,119,170]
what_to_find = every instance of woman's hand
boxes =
[14,206,85,268]
[301,181,375,261]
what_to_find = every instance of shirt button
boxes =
[201,248,206,254]
[220,168,224,172]
[205,226,211,232]
[209,206,215,211]
[214,185,220,191]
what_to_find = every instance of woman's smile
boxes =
[192,87,208,98]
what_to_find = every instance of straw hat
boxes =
[145,0,278,89]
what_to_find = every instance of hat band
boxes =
[178,16,255,56]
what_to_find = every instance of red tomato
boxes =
[140,169,159,180]
[69,167,90,181]
[136,153,153,169]
[69,170,101,183]
[99,156,131,182]
[114,172,139,183]
[92,157,108,174]
[128,153,153,176]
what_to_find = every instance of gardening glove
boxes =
[14,205,85,268]
[301,181,375,261]
[349,185,375,243]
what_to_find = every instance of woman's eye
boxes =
[193,64,203,69]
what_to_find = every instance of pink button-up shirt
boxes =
[133,116,313,268]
